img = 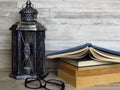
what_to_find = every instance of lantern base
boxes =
[9,73,37,80]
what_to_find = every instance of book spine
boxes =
[58,61,77,76]
[58,69,120,88]
[58,69,76,87]
[59,62,120,77]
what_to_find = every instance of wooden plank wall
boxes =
[0,0,120,70]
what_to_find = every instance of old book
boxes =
[59,58,114,67]
[58,61,120,77]
[47,43,120,63]
[58,61,120,71]
[58,69,120,88]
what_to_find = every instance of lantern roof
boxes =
[9,0,46,31]
[19,0,38,14]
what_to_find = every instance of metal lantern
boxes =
[9,1,65,89]
[9,0,47,79]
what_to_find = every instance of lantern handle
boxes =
[26,0,34,7]
[22,0,34,8]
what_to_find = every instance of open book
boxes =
[47,43,120,64]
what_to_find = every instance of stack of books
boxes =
[58,61,120,88]
[47,43,120,88]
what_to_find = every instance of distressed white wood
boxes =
[18,0,120,9]
[0,51,11,69]
[0,0,17,2]
[46,25,120,41]
[49,19,120,26]
[45,41,120,51]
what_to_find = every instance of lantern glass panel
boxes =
[17,31,37,76]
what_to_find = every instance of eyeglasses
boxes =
[25,77,65,90]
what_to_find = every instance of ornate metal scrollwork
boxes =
[24,42,31,60]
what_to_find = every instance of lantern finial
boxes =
[26,0,31,7]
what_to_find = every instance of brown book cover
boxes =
[58,61,120,77]
[58,69,120,88]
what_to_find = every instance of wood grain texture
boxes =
[58,69,120,88]
[58,61,120,77]
[0,50,11,69]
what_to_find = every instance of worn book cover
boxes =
[47,43,120,64]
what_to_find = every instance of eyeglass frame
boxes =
[25,74,65,90]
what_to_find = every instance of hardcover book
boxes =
[58,61,120,77]
[47,43,120,63]
[47,43,120,88]
[58,69,120,88]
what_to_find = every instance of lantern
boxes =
[9,0,47,79]
[9,1,65,89]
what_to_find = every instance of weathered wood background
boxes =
[0,0,120,70]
